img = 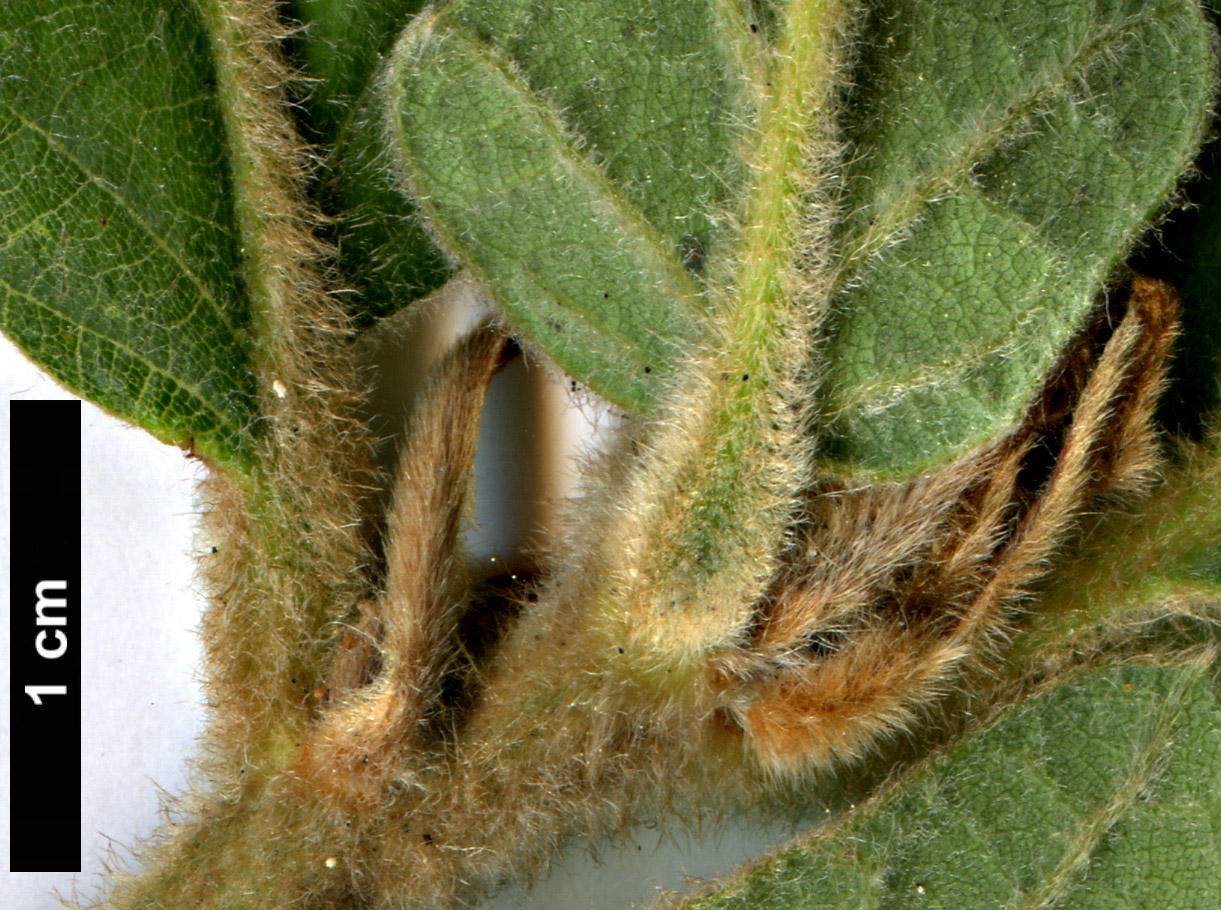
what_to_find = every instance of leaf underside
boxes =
[0,0,259,467]
[382,0,755,409]
[821,0,1214,476]
[389,14,710,412]
[318,0,752,329]
[446,0,750,269]
[381,0,1212,472]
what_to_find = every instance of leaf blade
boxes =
[0,0,259,467]
[446,0,752,270]
[387,14,706,411]
[821,0,1215,476]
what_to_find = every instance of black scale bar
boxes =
[9,399,81,872]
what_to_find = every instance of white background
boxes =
[0,317,806,909]
[1,333,206,908]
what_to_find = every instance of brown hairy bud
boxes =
[292,326,506,809]
[714,277,1181,771]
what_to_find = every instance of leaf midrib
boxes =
[829,190,1073,414]
[1015,669,1201,910]
[2,100,242,338]
[838,9,1147,280]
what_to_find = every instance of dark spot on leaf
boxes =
[680,235,706,272]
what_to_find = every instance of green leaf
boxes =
[819,0,1214,477]
[314,0,751,329]
[0,0,258,468]
[376,0,751,395]
[683,654,1221,910]
[287,0,450,324]
[386,13,706,412]
[445,0,751,269]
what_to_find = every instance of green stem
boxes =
[598,0,859,668]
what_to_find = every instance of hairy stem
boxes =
[596,0,860,667]
[99,2,376,906]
